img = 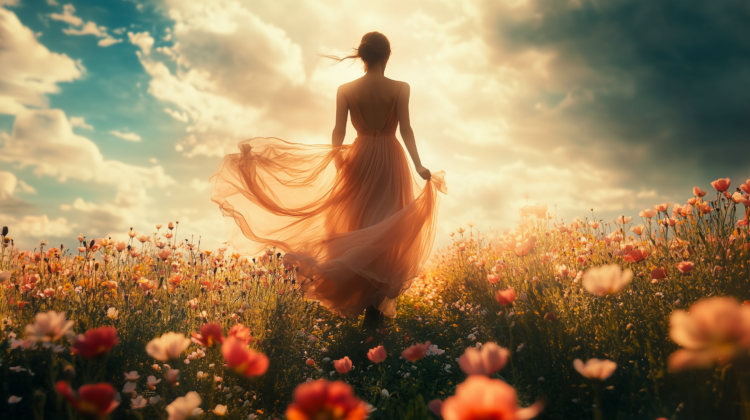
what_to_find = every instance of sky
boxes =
[0,0,748,254]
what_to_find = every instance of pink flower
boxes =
[286,380,368,420]
[401,341,431,362]
[227,324,254,346]
[486,274,500,284]
[495,288,516,306]
[653,203,670,212]
[458,342,509,376]
[428,399,443,416]
[668,297,750,371]
[441,375,544,420]
[630,224,645,235]
[693,186,707,197]
[676,261,695,274]
[573,358,617,380]
[582,264,633,297]
[617,215,632,224]
[639,209,657,218]
[334,356,353,374]
[515,236,536,257]
[306,358,316,366]
[731,192,750,206]
[221,337,269,377]
[367,345,387,364]
[711,178,730,192]
[623,249,648,263]
[25,310,75,342]
[146,332,191,361]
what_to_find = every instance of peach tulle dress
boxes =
[210,83,446,318]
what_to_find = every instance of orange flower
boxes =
[623,249,648,263]
[286,380,368,420]
[711,178,731,192]
[495,288,516,306]
[650,267,667,280]
[741,179,750,195]
[334,356,352,374]
[192,323,224,347]
[367,345,387,364]
[514,236,536,257]
[441,375,543,420]
[402,341,431,362]
[676,261,695,274]
[306,358,316,366]
[221,337,269,377]
[693,186,707,197]
[227,324,254,346]
[653,202,670,212]
[458,342,509,376]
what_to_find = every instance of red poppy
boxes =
[56,381,119,419]
[71,327,118,358]
[222,337,269,377]
[191,323,224,347]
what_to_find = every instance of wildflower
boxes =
[222,337,269,378]
[623,248,648,263]
[486,274,499,284]
[676,261,695,274]
[123,382,136,394]
[71,327,118,358]
[147,375,161,390]
[441,375,543,420]
[306,358,316,366]
[146,332,191,361]
[458,342,509,376]
[515,236,536,257]
[25,311,75,342]
[402,342,431,362]
[653,203,670,212]
[57,381,119,419]
[710,178,730,192]
[651,267,667,280]
[285,380,368,420]
[8,396,22,403]
[227,324,254,346]
[693,186,707,197]
[130,395,147,409]
[495,288,516,306]
[334,356,353,374]
[149,396,161,405]
[582,264,633,297]
[639,209,657,218]
[573,358,617,380]
[631,224,645,235]
[124,371,140,381]
[192,323,224,347]
[617,215,632,224]
[213,404,228,416]
[544,312,559,322]
[166,392,202,420]
[106,307,118,320]
[166,369,180,385]
[0,271,10,283]
[668,297,750,371]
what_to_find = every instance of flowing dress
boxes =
[210,82,447,318]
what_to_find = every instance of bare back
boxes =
[344,77,406,131]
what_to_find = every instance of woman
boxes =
[210,32,446,329]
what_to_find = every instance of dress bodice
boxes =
[345,83,402,138]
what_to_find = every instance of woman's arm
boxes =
[332,85,348,147]
[397,82,431,181]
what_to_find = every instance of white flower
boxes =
[573,358,617,380]
[24,311,75,342]
[582,264,633,297]
[131,395,147,409]
[8,395,22,403]
[149,395,161,405]
[124,371,140,381]
[381,389,390,397]
[166,391,202,420]
[9,366,26,373]
[213,404,228,416]
[107,307,119,320]
[146,332,191,361]
[193,408,204,416]
[197,371,209,379]
[444,364,452,372]
[147,375,161,390]
[122,382,137,394]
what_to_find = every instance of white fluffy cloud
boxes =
[109,130,142,142]
[128,31,154,55]
[50,4,121,47]
[1,214,75,239]
[70,116,93,130]
[0,7,84,115]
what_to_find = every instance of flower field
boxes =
[2,178,750,420]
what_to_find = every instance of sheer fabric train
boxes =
[210,84,446,318]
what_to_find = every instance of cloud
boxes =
[70,116,93,130]
[128,31,154,55]
[109,130,142,142]
[189,178,210,192]
[0,171,34,215]
[1,214,75,239]
[0,0,19,6]
[0,7,84,115]
[50,4,122,47]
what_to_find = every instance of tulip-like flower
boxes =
[25,310,75,342]
[401,341,431,362]
[367,345,387,364]
[71,327,118,358]
[693,186,707,197]
[668,297,750,371]
[617,215,632,224]
[623,248,648,263]
[285,380,368,420]
[441,375,544,420]
[653,203,670,213]
[114,241,127,252]
[191,323,224,347]
[573,358,617,380]
[221,337,269,378]
[711,178,730,192]
[486,274,499,284]
[639,209,657,218]
[56,381,119,419]
[227,324,254,346]
[650,267,667,280]
[630,224,645,235]
[166,391,202,420]
[582,264,633,297]
[146,332,191,361]
[495,288,516,306]
[334,356,353,374]
[740,180,750,194]
[699,203,712,214]
[458,342,509,376]
[676,261,695,274]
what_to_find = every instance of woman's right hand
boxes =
[416,165,431,181]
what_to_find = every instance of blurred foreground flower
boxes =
[441,375,543,420]
[57,380,119,419]
[222,337,269,377]
[146,332,191,361]
[367,345,387,364]
[458,342,509,376]
[192,323,224,347]
[495,288,516,306]
[71,326,118,358]
[668,297,750,371]
[582,265,633,297]
[166,391,202,420]
[402,341,431,362]
[25,310,75,342]
[285,379,368,420]
[573,358,617,380]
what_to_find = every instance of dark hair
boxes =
[321,32,391,72]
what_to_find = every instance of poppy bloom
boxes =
[192,323,224,347]
[402,342,431,362]
[71,327,118,358]
[334,356,353,374]
[57,381,119,419]
[441,375,543,420]
[651,267,667,280]
[221,337,269,377]
[495,288,516,306]
[639,209,657,218]
[582,264,633,297]
[367,345,387,364]
[676,261,695,274]
[623,248,648,263]
[458,342,509,376]
[146,332,191,361]
[711,178,730,192]
[227,324,254,346]
[286,380,368,420]
[573,358,617,380]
